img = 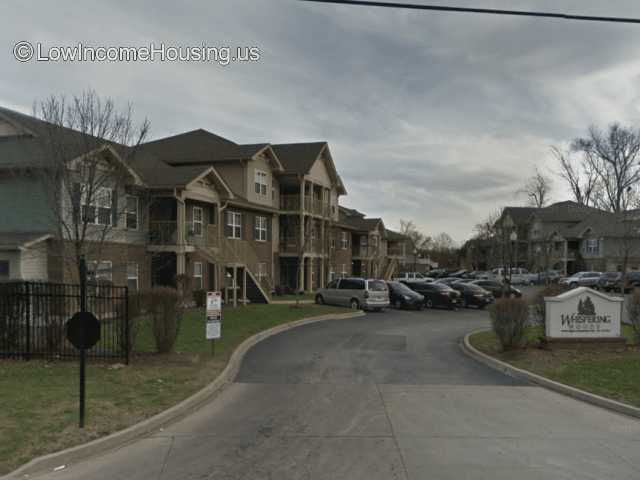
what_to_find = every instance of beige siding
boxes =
[20,243,48,280]
[246,154,280,207]
[307,156,332,187]
[0,120,20,137]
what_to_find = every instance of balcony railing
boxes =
[279,237,325,254]
[149,220,219,248]
[280,194,330,217]
[149,221,179,245]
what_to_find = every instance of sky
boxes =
[3,0,640,243]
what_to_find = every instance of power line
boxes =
[299,0,640,24]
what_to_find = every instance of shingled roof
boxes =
[271,142,327,175]
[139,129,271,165]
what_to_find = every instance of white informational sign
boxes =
[545,287,622,339]
[206,291,222,340]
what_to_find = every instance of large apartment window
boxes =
[82,186,112,226]
[127,262,139,291]
[341,232,349,249]
[90,261,113,282]
[192,206,203,236]
[585,239,599,254]
[227,211,242,239]
[254,170,268,196]
[0,260,9,278]
[193,262,203,290]
[125,195,138,230]
[254,216,268,241]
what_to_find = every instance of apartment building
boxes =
[0,105,419,302]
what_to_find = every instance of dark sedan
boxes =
[401,280,460,309]
[450,282,494,309]
[386,281,424,310]
[469,280,522,298]
[597,272,621,292]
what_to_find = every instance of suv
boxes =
[559,271,602,288]
[315,278,390,311]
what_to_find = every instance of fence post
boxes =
[25,282,31,361]
[124,286,130,365]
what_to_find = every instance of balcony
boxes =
[148,221,219,249]
[280,194,330,217]
[279,236,324,255]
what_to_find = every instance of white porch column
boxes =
[306,257,313,293]
[242,268,247,306]
[298,256,305,293]
[177,253,186,275]
[233,265,238,307]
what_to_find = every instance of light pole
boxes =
[413,248,418,272]
[508,230,518,297]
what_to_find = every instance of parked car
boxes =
[315,278,390,311]
[597,272,621,292]
[489,267,537,285]
[469,279,522,298]
[534,270,562,285]
[400,280,460,309]
[392,272,434,282]
[450,282,494,308]
[386,281,424,310]
[449,269,468,278]
[468,271,491,280]
[607,271,640,292]
[558,271,602,288]
[433,277,463,286]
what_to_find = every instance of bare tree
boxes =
[30,90,150,279]
[571,124,640,212]
[517,167,552,208]
[552,146,600,208]
[399,219,430,249]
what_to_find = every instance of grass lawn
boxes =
[0,303,352,475]
[469,325,640,408]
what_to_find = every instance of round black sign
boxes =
[66,312,101,350]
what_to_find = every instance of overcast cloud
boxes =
[3,0,640,242]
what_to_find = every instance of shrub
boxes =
[489,297,529,351]
[192,289,206,308]
[627,289,640,343]
[146,287,184,354]
[531,283,569,326]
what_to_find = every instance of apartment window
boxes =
[331,233,336,249]
[192,206,203,236]
[254,216,268,241]
[341,232,349,249]
[193,262,203,290]
[226,211,242,239]
[329,268,336,281]
[257,262,267,281]
[125,195,138,230]
[90,261,113,282]
[127,262,139,291]
[371,236,378,247]
[82,186,112,226]
[360,236,367,246]
[254,170,268,196]
[0,260,9,278]
[585,239,599,254]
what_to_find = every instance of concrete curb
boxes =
[4,310,366,479]
[460,328,640,420]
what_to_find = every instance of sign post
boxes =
[206,291,222,355]
[65,255,102,428]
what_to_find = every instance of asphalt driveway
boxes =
[34,308,640,480]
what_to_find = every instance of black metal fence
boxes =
[0,281,129,363]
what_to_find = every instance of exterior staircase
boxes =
[383,258,398,280]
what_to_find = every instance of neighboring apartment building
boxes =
[494,201,640,275]
[339,207,396,280]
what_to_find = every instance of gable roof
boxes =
[139,130,283,172]
[272,142,347,194]
[0,232,52,250]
